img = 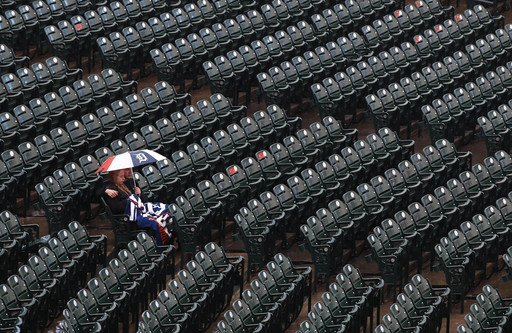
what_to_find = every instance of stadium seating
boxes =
[1,0,507,331]
[375,274,450,333]
[140,242,241,332]
[456,284,511,332]
[295,263,383,332]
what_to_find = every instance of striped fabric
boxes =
[125,194,173,245]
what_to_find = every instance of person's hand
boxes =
[105,189,118,198]
[134,187,141,195]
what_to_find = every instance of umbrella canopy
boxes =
[95,150,167,174]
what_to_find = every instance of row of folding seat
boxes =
[39,89,191,159]
[232,127,409,283]
[369,0,455,47]
[9,0,179,56]
[162,115,340,230]
[49,76,181,144]
[456,285,511,332]
[0,0,212,13]
[203,25,354,107]
[0,77,180,215]
[0,43,28,77]
[211,252,310,333]
[0,220,106,331]
[0,277,42,332]
[300,0,396,47]
[310,0,453,60]
[309,41,425,127]
[300,139,471,290]
[149,0,352,61]
[370,36,512,141]
[422,4,505,57]
[441,219,498,283]
[2,264,55,332]
[2,92,236,202]
[478,99,512,155]
[6,130,110,222]
[71,0,257,76]
[0,61,80,117]
[375,274,450,333]
[256,30,374,113]
[0,150,18,212]
[32,152,132,232]
[314,0,454,57]
[31,98,271,241]
[44,18,99,71]
[96,92,246,169]
[167,114,344,265]
[68,219,107,269]
[1,0,33,11]
[34,151,114,233]
[295,263,383,333]
[58,231,174,333]
[368,152,511,301]
[91,81,188,153]
[333,33,507,130]
[286,0,409,55]
[6,55,82,97]
[309,4,504,120]
[89,5,231,77]
[415,9,504,60]
[98,0,266,34]
[368,163,495,301]
[38,0,160,65]
[40,98,280,230]
[201,1,494,106]
[138,242,242,333]
[0,63,128,138]
[3,0,183,55]
[503,246,512,282]
[1,0,446,65]
[176,13,332,92]
[106,92,245,154]
[163,0,401,93]
[100,99,246,159]
[435,190,512,313]
[0,210,40,282]
[47,229,102,292]
[25,94,261,241]
[1,141,71,217]
[293,5,494,125]
[111,0,336,80]
[423,60,512,145]
[0,68,133,152]
[216,0,448,110]
[369,220,422,302]
[0,0,93,55]
[316,10,506,134]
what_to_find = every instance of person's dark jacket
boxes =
[101,178,149,214]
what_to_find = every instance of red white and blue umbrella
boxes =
[95,150,166,174]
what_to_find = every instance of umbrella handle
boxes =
[132,167,137,191]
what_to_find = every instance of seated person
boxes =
[103,168,148,202]
[103,169,173,245]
